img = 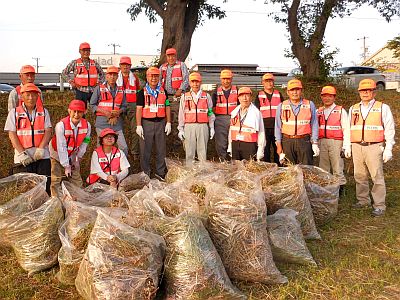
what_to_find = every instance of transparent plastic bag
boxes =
[165,158,190,183]
[267,209,317,266]
[75,211,165,300]
[238,159,279,175]
[118,172,150,192]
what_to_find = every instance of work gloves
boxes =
[209,128,215,140]
[312,144,320,157]
[18,151,34,167]
[227,142,232,158]
[33,148,45,161]
[178,131,185,141]
[136,126,144,139]
[383,147,393,163]
[279,153,286,164]
[64,165,72,178]
[344,146,352,159]
[256,146,264,161]
[165,122,171,136]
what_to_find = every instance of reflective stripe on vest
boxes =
[86,146,121,184]
[184,91,209,123]
[15,105,45,149]
[317,105,343,140]
[214,86,238,115]
[16,86,44,109]
[74,58,98,87]
[96,84,124,116]
[281,99,312,135]
[51,116,89,156]
[161,62,183,89]
[121,74,138,103]
[230,113,258,143]
[350,101,384,143]
[142,88,167,118]
[258,90,281,118]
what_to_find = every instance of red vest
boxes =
[121,74,138,103]
[183,91,209,123]
[230,111,258,143]
[214,86,238,115]
[96,84,124,116]
[258,90,281,118]
[86,146,121,184]
[350,101,384,143]
[317,105,343,140]
[161,62,183,89]
[51,116,89,156]
[142,88,167,119]
[15,105,46,149]
[281,99,312,135]
[74,58,98,87]
[15,86,43,108]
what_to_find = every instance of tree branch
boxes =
[288,0,305,55]
[310,0,338,50]
[145,0,165,19]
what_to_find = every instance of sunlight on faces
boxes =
[147,74,160,88]
[68,109,85,125]
[262,79,274,91]
[321,94,335,107]
[79,48,91,59]
[106,72,118,85]
[287,88,302,102]
[190,80,201,93]
[358,89,375,102]
[238,93,251,108]
[119,63,131,76]
[20,72,35,84]
[166,54,176,66]
[22,91,38,109]
[220,77,232,89]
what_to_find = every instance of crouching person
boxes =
[87,128,130,188]
[50,100,91,196]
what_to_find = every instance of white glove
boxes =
[279,153,286,164]
[178,131,185,141]
[344,146,352,159]
[227,142,232,157]
[64,165,72,178]
[165,122,171,136]
[210,128,215,140]
[383,148,393,163]
[312,144,320,157]
[256,147,264,161]
[33,148,45,161]
[136,125,144,139]
[18,151,34,167]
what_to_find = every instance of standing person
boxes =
[8,65,44,112]
[136,67,171,180]
[62,42,105,105]
[89,66,128,156]
[212,69,238,160]
[275,79,319,165]
[317,86,350,194]
[117,56,141,159]
[349,79,395,217]
[49,100,91,196]
[4,83,52,194]
[254,73,284,164]
[87,128,130,188]
[178,72,215,164]
[228,87,265,161]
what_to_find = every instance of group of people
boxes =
[4,42,395,217]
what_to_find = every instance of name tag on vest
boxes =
[236,134,244,141]
[150,104,158,113]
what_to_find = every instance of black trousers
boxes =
[75,90,93,108]
[232,141,257,161]
[264,128,280,164]
[12,159,51,195]
[282,135,313,165]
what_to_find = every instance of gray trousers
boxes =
[214,115,230,160]
[282,135,313,165]
[319,138,346,185]
[184,123,209,164]
[140,118,167,177]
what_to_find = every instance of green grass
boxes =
[0,88,399,299]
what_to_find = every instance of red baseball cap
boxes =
[119,56,131,65]
[21,83,40,93]
[79,42,91,50]
[68,100,86,112]
[20,65,36,74]
[99,128,118,138]
[166,48,177,55]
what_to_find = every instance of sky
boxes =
[0,0,399,73]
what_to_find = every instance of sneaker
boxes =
[154,174,166,182]
[352,202,369,209]
[371,208,385,217]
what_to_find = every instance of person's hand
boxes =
[209,128,215,140]
[383,148,393,163]
[108,117,118,126]
[64,165,72,178]
[107,175,117,183]
[312,144,320,157]
[256,147,264,161]
[110,109,121,118]
[344,146,352,159]
[276,142,283,155]
[175,89,182,97]
[69,80,77,88]
[165,122,172,136]
[33,148,45,161]
[18,151,33,167]
[100,109,112,118]
[178,131,185,141]
[136,125,144,139]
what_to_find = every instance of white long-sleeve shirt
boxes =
[89,149,130,182]
[320,103,351,148]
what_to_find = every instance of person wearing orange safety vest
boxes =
[228,87,265,161]
[89,66,128,156]
[317,86,350,194]
[136,67,171,180]
[211,69,239,160]
[49,100,91,196]
[4,83,52,194]
[87,128,130,187]
[178,72,215,164]
[254,73,284,164]
[8,65,44,112]
[275,79,319,165]
[62,42,105,105]
[348,79,395,217]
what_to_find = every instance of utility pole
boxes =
[32,57,41,73]
[108,43,120,55]
[357,36,369,62]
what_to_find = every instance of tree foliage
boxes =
[387,35,400,59]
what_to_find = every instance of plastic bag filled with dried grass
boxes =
[224,170,261,193]
[259,166,320,240]
[6,197,63,275]
[118,172,150,192]
[165,158,190,183]
[267,209,317,266]
[239,159,279,175]
[206,183,287,284]
[75,211,165,300]
[300,165,340,225]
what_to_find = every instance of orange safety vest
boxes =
[142,88,167,119]
[214,86,238,115]
[86,146,121,184]
[230,110,258,143]
[96,84,124,117]
[317,106,343,140]
[258,90,281,119]
[350,101,384,143]
[121,74,138,103]
[51,116,89,156]
[15,104,46,149]
[161,62,183,90]
[281,99,312,136]
[15,86,44,108]
[74,58,98,87]
[183,91,209,123]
